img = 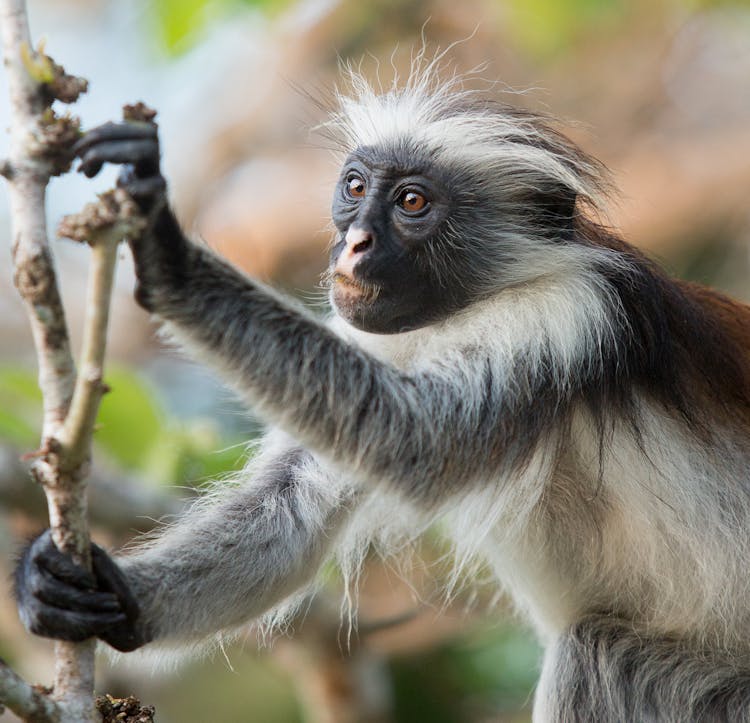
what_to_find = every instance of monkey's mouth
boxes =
[331,272,382,305]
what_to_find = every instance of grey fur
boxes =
[537,615,750,723]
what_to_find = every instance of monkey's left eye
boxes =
[345,175,366,200]
[397,189,428,214]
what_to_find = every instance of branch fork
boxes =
[0,1,150,719]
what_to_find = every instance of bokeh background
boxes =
[1,1,749,721]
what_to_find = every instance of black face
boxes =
[329,144,476,334]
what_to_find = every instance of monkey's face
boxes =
[329,145,475,334]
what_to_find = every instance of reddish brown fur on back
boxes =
[680,282,750,366]
[577,218,750,432]
[678,281,750,426]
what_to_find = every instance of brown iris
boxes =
[347,176,366,199]
[399,190,427,213]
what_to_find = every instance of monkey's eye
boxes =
[397,189,428,214]
[345,175,366,200]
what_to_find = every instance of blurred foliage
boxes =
[142,650,303,723]
[146,0,750,58]
[149,0,294,55]
[692,0,750,7]
[0,367,42,448]
[505,0,750,57]
[391,624,540,723]
[97,366,249,484]
[0,365,247,485]
[505,0,626,57]
[96,367,165,472]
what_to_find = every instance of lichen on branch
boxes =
[58,188,147,245]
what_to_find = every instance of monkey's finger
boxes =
[77,140,159,179]
[32,607,128,642]
[32,532,96,590]
[72,121,157,157]
[34,572,121,614]
[117,168,166,200]
[92,544,140,621]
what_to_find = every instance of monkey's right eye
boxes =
[345,175,366,200]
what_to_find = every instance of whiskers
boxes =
[331,272,382,304]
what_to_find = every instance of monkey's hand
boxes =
[14,530,148,652]
[73,120,194,311]
[73,120,166,212]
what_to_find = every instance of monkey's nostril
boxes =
[352,236,373,255]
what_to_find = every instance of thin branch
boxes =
[0,1,117,719]
[57,236,119,469]
[0,660,61,723]
[0,0,77,437]
[41,190,144,723]
[56,188,146,471]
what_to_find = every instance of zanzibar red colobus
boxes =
[14,64,750,722]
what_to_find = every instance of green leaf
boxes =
[96,367,165,472]
[149,0,220,55]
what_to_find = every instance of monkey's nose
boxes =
[335,227,373,277]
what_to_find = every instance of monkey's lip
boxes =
[332,272,382,304]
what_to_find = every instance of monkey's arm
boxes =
[16,445,355,647]
[75,123,505,495]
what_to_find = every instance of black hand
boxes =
[72,119,191,312]
[14,530,148,652]
[72,121,166,212]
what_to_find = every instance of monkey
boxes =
[13,66,750,722]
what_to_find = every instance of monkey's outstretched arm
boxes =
[16,445,355,646]
[75,123,502,496]
[150,241,486,492]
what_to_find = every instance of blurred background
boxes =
[0,0,749,721]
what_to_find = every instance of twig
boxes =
[0,660,61,723]
[55,188,148,477]
[56,234,119,470]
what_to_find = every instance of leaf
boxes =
[96,367,165,472]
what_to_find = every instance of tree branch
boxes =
[57,234,119,470]
[0,660,61,723]
[0,0,77,436]
[0,2,139,720]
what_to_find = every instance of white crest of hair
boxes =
[327,48,608,211]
